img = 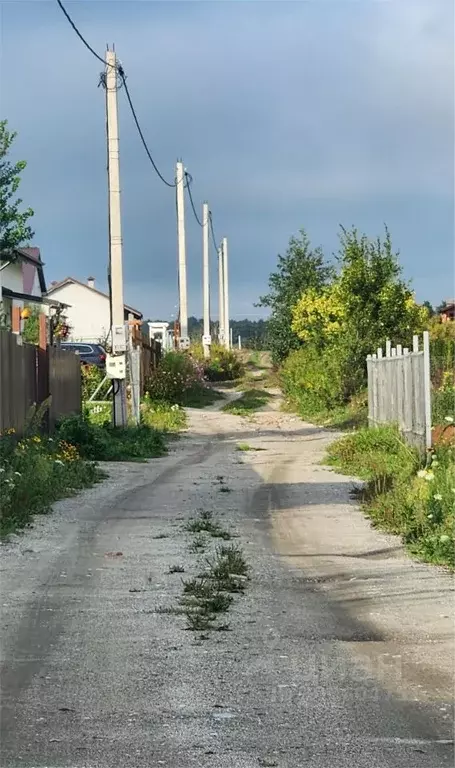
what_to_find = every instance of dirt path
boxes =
[0,394,453,767]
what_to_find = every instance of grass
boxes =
[222,389,273,416]
[161,513,252,634]
[141,400,187,432]
[185,510,232,539]
[168,564,185,574]
[326,425,455,568]
[236,443,265,452]
[0,430,104,537]
[188,534,208,552]
[282,390,368,431]
[181,387,222,408]
[57,414,167,462]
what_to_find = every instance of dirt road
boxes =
[1,393,453,767]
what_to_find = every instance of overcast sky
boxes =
[2,0,453,319]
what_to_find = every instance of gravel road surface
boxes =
[1,392,453,767]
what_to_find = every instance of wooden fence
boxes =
[0,330,81,434]
[367,331,432,452]
[48,346,82,429]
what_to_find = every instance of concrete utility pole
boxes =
[176,160,189,348]
[222,237,230,349]
[218,246,225,344]
[106,48,127,426]
[202,202,211,359]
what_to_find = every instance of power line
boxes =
[120,75,176,188]
[209,211,219,251]
[184,172,203,227]
[56,0,112,68]
[56,0,176,188]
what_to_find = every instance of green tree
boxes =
[257,229,332,363]
[290,226,429,404]
[422,300,434,318]
[0,120,34,255]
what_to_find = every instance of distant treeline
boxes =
[145,317,269,349]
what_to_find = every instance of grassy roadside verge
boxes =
[0,400,190,538]
[326,425,455,568]
[222,388,273,416]
[281,390,368,431]
[0,428,105,537]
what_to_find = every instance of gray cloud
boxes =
[1,0,453,319]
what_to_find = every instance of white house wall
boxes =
[2,262,24,295]
[47,283,111,343]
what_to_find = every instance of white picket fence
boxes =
[367,331,431,451]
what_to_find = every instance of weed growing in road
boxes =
[188,534,208,553]
[168,564,185,574]
[236,443,266,452]
[222,389,273,416]
[185,609,217,631]
[155,605,187,616]
[152,533,169,539]
[218,485,231,493]
[185,510,232,539]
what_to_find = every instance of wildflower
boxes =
[54,459,64,466]
[444,416,454,423]
[439,535,451,544]
[417,470,427,479]
[424,472,435,482]
[433,494,442,501]
[427,514,433,519]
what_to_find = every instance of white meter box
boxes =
[112,324,126,353]
[106,354,126,379]
[202,335,212,345]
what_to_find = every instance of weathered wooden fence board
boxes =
[0,330,81,434]
[367,331,432,451]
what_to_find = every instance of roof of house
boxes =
[46,277,143,318]
[16,246,44,265]
[1,246,47,294]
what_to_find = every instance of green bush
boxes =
[145,351,207,404]
[326,425,454,568]
[0,429,101,536]
[281,345,351,416]
[57,413,166,462]
[198,344,244,382]
[81,364,107,400]
[432,386,455,426]
[140,399,187,432]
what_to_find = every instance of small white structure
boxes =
[148,322,172,350]
[46,277,142,344]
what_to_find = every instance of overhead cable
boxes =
[56,0,176,188]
